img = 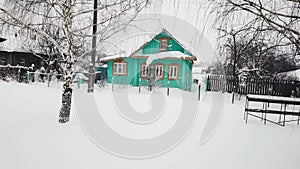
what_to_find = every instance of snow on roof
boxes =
[100,52,128,62]
[143,51,192,65]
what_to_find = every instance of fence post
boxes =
[17,69,20,82]
[27,71,30,84]
[78,78,80,89]
[167,81,170,96]
[198,84,201,101]
[47,73,50,87]
[232,85,235,104]
[139,78,141,94]
[205,75,209,92]
[78,77,82,89]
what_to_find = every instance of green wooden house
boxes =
[101,29,197,91]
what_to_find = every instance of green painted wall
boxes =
[107,58,193,91]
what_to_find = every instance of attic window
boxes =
[159,39,168,52]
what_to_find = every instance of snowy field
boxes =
[1,81,300,169]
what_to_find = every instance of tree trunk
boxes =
[58,76,73,123]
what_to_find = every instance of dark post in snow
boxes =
[232,85,235,104]
[27,71,30,84]
[47,73,50,87]
[167,81,170,96]
[88,64,94,91]
[139,78,141,94]
[88,0,98,93]
[198,84,201,101]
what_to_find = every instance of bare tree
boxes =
[219,27,297,78]
[0,0,150,123]
[211,0,300,54]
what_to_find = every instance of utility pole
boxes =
[88,0,98,93]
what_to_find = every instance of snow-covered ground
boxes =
[0,81,300,169]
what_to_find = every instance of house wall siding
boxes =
[107,58,193,91]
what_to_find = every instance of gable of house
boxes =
[132,30,194,58]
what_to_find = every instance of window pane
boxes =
[160,66,163,75]
[142,65,148,76]
[156,66,163,77]
[114,63,118,74]
[114,63,126,75]
[169,66,178,79]
[118,64,121,73]
[160,39,168,51]
[174,67,177,77]
[122,63,126,74]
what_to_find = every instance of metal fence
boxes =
[206,75,300,97]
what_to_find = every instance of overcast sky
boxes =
[103,0,217,65]
[0,0,217,65]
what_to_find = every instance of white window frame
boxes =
[169,65,179,80]
[141,64,149,78]
[113,62,127,75]
[155,64,164,79]
[159,39,168,52]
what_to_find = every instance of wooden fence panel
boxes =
[206,75,300,97]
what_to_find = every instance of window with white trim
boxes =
[159,39,168,52]
[169,65,179,79]
[155,65,164,79]
[113,62,127,75]
[141,64,149,77]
